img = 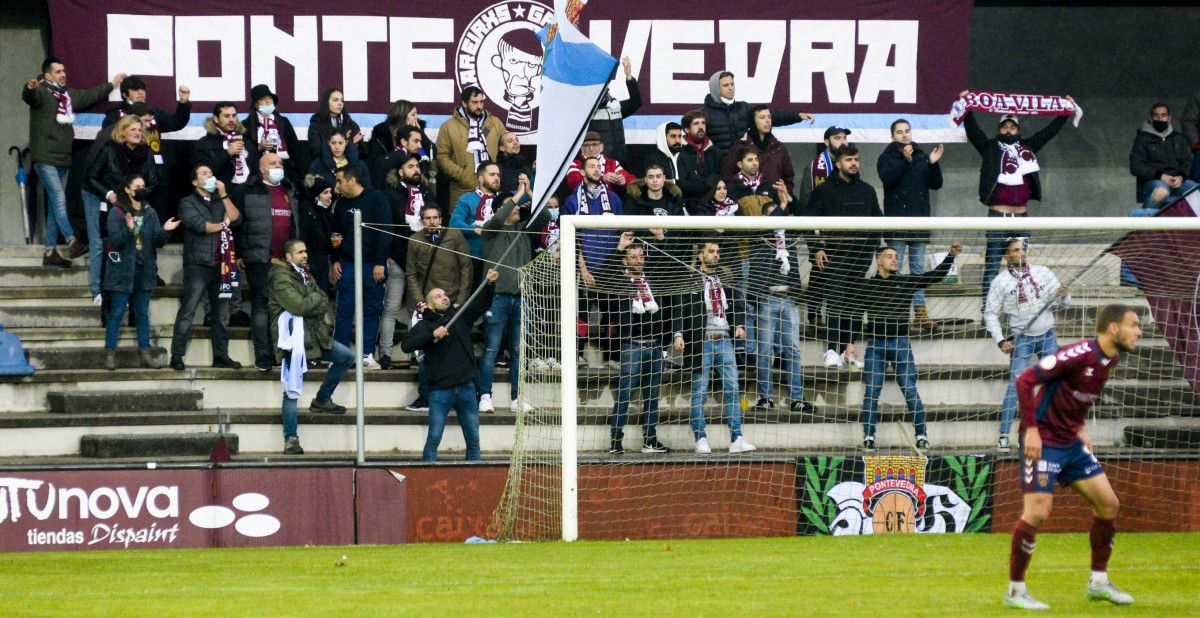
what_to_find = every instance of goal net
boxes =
[493,212,1200,542]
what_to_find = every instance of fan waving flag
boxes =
[531,0,618,218]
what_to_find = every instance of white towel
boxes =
[277,312,307,400]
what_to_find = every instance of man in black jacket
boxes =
[677,111,723,208]
[378,154,436,369]
[588,56,641,163]
[194,102,256,187]
[1129,103,1197,210]
[701,71,813,152]
[402,268,499,461]
[857,242,962,451]
[806,145,883,370]
[961,90,1074,304]
[230,152,300,372]
[168,164,242,370]
[877,118,945,331]
[496,131,533,196]
[331,164,393,368]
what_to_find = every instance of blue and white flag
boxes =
[530,0,618,217]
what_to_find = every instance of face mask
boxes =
[132,188,150,201]
[1152,120,1170,133]
[202,177,218,193]
[259,104,275,116]
[267,168,285,184]
[998,134,1019,145]
[548,208,560,222]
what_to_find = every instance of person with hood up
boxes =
[701,71,813,152]
[645,121,684,182]
[1129,102,1196,210]
[721,104,797,197]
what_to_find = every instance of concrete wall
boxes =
[2,4,1199,246]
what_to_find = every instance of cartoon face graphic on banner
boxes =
[455,1,553,134]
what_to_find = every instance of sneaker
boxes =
[405,397,430,412]
[546,357,561,370]
[915,435,929,450]
[361,354,381,370]
[378,355,393,370]
[479,394,495,413]
[844,351,864,370]
[789,400,817,414]
[212,356,242,369]
[608,438,624,454]
[495,352,510,369]
[310,398,347,415]
[577,354,590,369]
[512,399,533,413]
[695,437,712,454]
[1004,589,1050,610]
[283,436,304,455]
[42,250,71,268]
[529,358,548,374]
[729,436,757,454]
[1085,581,1134,605]
[604,359,620,370]
[641,438,670,454]
[169,355,186,371]
[66,238,88,259]
[753,397,776,411]
[998,435,1011,452]
[822,349,845,369]
[863,436,876,451]
[254,358,272,372]
[92,293,102,306]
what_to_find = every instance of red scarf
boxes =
[1008,263,1042,304]
[538,220,559,253]
[712,198,738,217]
[49,84,74,124]
[473,188,497,228]
[737,170,763,191]
[950,90,1083,127]
[626,269,658,314]
[684,133,711,165]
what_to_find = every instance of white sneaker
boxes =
[92,293,102,306]
[479,393,495,413]
[1004,589,1050,610]
[729,436,757,454]
[361,354,381,370]
[512,398,533,413]
[529,358,548,374]
[822,349,845,369]
[1085,580,1134,605]
[604,359,620,370]
[695,437,712,454]
[844,351,864,370]
[546,357,561,370]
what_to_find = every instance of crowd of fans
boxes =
[22,56,1195,457]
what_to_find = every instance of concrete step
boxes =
[0,285,184,306]
[80,432,238,458]
[0,298,188,328]
[46,388,203,414]
[0,245,184,282]
[28,346,169,371]
[0,265,91,288]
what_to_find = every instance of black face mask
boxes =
[998,134,1020,145]
[1152,120,1170,133]
[132,188,150,201]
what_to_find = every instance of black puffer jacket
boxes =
[1129,121,1192,182]
[230,177,300,264]
[85,141,162,200]
[876,141,943,242]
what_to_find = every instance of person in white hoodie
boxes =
[983,237,1072,452]
[644,121,683,181]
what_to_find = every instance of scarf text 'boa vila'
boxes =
[950,91,1082,128]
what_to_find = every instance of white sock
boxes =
[1090,571,1108,585]
[1008,581,1027,595]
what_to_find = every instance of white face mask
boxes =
[267,168,285,184]
[259,104,276,116]
[202,177,218,192]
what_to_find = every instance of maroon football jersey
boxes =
[1016,338,1118,446]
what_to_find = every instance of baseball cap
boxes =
[823,126,852,139]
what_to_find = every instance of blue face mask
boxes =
[259,104,276,116]
[267,168,285,184]
[548,208,560,222]
[202,177,218,193]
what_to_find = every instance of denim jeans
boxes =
[424,383,481,461]
[887,240,928,307]
[999,329,1058,435]
[690,336,742,440]
[82,190,104,296]
[35,162,73,247]
[611,342,664,442]
[280,340,355,439]
[861,336,926,438]
[1120,207,1161,286]
[334,259,386,353]
[1140,178,1198,209]
[756,296,803,401]
[476,294,521,399]
[981,211,1028,303]
[376,258,405,358]
[105,269,151,349]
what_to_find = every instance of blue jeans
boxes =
[35,162,73,247]
[82,190,104,296]
[334,259,386,353]
[476,294,521,399]
[1140,178,1198,209]
[690,336,742,440]
[887,240,928,307]
[424,383,481,461]
[105,270,151,350]
[982,212,1028,303]
[280,340,355,439]
[756,296,803,400]
[1120,207,1161,286]
[417,357,430,399]
[611,343,664,441]
[999,330,1058,435]
[860,337,926,438]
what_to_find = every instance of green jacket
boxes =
[267,258,333,361]
[482,198,549,295]
[21,81,114,167]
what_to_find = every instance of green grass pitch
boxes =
[1,532,1196,616]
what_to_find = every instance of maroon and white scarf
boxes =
[626,269,658,314]
[576,182,613,215]
[216,221,239,299]
[48,84,74,125]
[537,220,560,253]
[460,106,491,168]
[810,150,833,189]
[1008,263,1042,304]
[998,142,1040,186]
[473,188,497,228]
[403,182,425,233]
[773,231,790,275]
[219,128,250,184]
[712,197,738,217]
[258,112,289,158]
[950,90,1083,128]
[737,170,763,191]
[703,274,727,322]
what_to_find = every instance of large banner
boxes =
[47,0,973,143]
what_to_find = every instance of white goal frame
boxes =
[556,212,1200,541]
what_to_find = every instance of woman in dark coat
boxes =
[103,173,179,370]
[86,115,162,212]
[306,87,362,160]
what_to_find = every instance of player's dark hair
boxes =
[336,163,362,185]
[283,239,306,256]
[1095,304,1136,334]
[191,164,212,181]
[644,162,665,176]
[212,101,237,117]
[718,71,734,81]
[737,148,758,163]
[664,121,683,134]
[420,204,441,218]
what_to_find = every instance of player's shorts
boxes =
[1019,438,1104,493]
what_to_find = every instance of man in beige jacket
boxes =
[436,86,505,208]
